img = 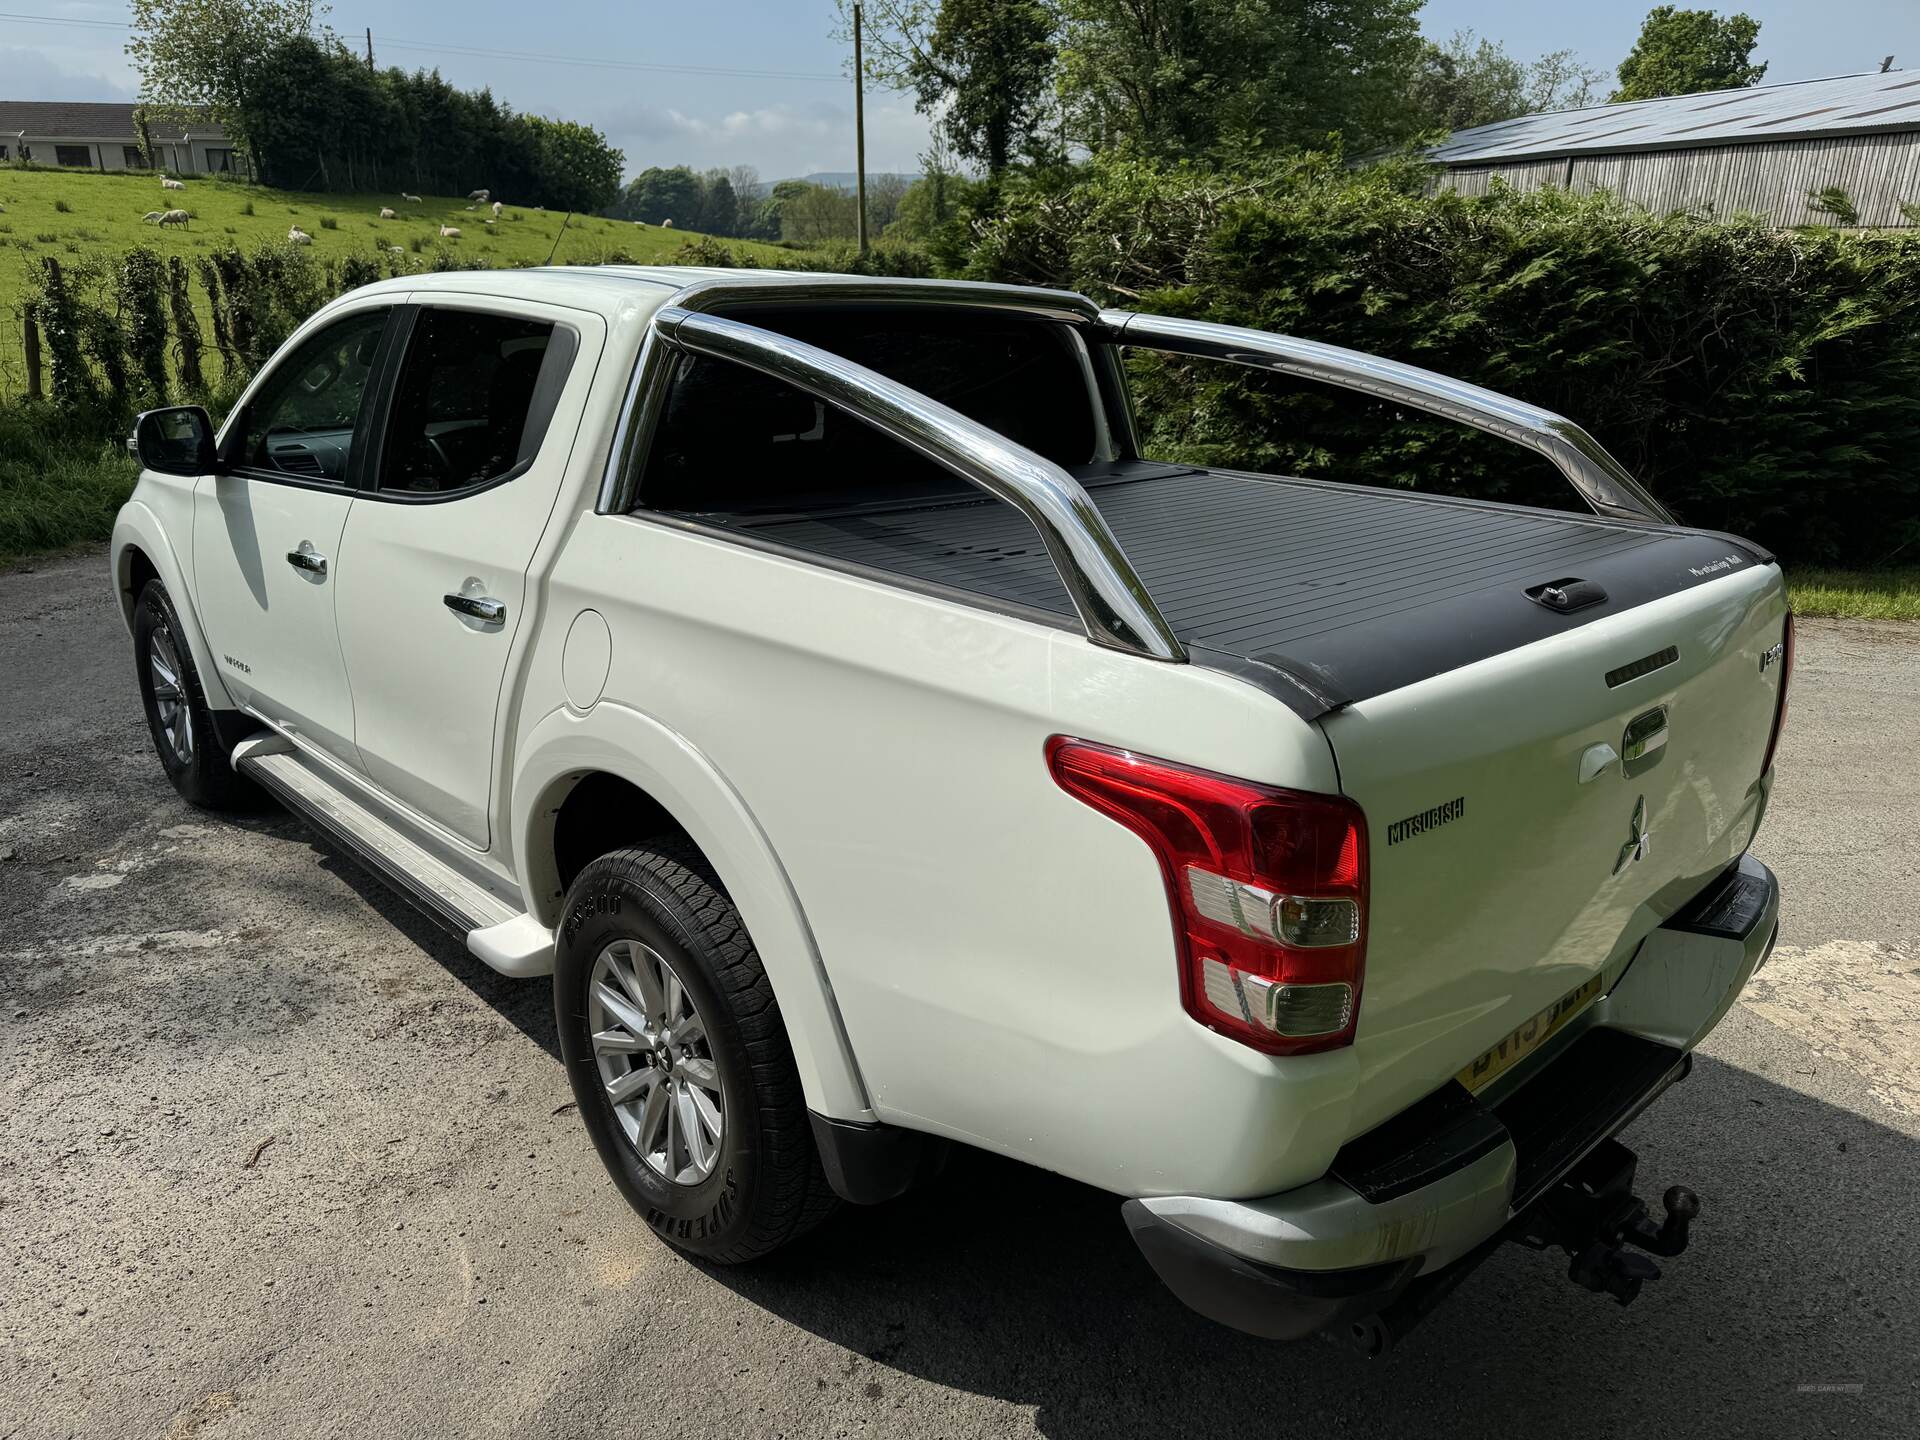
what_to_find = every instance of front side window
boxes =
[54,145,91,167]
[378,309,559,495]
[123,145,149,169]
[235,308,391,483]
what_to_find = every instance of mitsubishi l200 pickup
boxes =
[112,269,1789,1352]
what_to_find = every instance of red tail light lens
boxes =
[1046,736,1368,1055]
[1761,611,1794,777]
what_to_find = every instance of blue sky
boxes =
[4,2,1917,182]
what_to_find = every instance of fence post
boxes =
[23,311,42,400]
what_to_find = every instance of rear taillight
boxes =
[1046,737,1368,1055]
[1762,611,1794,777]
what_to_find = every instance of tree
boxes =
[524,116,623,213]
[126,0,322,164]
[1404,30,1606,135]
[916,0,1057,178]
[841,1,1056,179]
[886,141,984,243]
[866,171,911,233]
[727,164,761,232]
[1613,6,1765,102]
[1056,0,1424,159]
[699,170,739,236]
[780,182,861,244]
[622,166,704,226]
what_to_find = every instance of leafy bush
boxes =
[965,155,1920,565]
[661,234,935,278]
[52,198,71,214]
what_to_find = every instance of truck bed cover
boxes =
[700,465,1764,709]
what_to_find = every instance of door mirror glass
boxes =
[130,405,217,476]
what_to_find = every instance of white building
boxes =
[0,100,243,176]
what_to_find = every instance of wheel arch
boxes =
[514,702,874,1123]
[111,501,237,712]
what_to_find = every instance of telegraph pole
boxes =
[365,28,374,70]
[853,3,869,255]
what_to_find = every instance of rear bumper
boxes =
[1127,853,1779,1341]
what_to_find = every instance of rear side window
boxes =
[639,309,1101,515]
[379,309,566,495]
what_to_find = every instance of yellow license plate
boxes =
[1456,974,1603,1093]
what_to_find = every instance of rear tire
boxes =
[132,580,257,811]
[555,842,839,1263]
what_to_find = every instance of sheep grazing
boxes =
[491,200,502,220]
[379,206,396,219]
[141,210,167,224]
[661,218,674,229]
[157,209,191,229]
[160,176,185,191]
[401,192,423,203]
[440,225,462,238]
[288,226,312,244]
[467,189,490,203]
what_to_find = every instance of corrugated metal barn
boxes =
[1428,69,1920,226]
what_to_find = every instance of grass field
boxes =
[0,165,782,392]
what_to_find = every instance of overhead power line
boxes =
[0,11,842,82]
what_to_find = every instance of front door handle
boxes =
[444,592,507,625]
[285,542,327,575]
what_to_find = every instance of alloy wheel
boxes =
[588,938,726,1185]
[147,619,195,767]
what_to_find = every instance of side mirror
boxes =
[128,405,219,476]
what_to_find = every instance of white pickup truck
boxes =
[112,268,1790,1352]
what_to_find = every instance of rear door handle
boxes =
[444,592,507,624]
[285,542,327,575]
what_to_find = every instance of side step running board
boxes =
[234,738,554,977]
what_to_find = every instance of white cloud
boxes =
[0,44,134,102]
[593,96,931,183]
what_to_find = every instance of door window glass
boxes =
[236,308,391,483]
[379,309,558,494]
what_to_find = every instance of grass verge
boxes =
[1785,569,1920,622]
[0,401,136,566]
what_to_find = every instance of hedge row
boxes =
[962,156,1920,566]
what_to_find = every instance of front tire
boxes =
[555,843,838,1263]
[132,580,256,811]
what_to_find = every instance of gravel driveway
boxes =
[2,550,1915,1438]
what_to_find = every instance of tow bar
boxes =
[1516,1136,1700,1305]
[1339,1137,1700,1356]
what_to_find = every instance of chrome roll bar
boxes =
[1098,310,1672,523]
[647,306,1187,663]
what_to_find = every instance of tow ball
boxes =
[1518,1137,1701,1306]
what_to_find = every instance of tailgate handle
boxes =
[1528,577,1608,613]
[1622,706,1669,776]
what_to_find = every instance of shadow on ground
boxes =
[701,1054,1912,1437]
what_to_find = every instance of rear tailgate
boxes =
[1320,561,1789,1136]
